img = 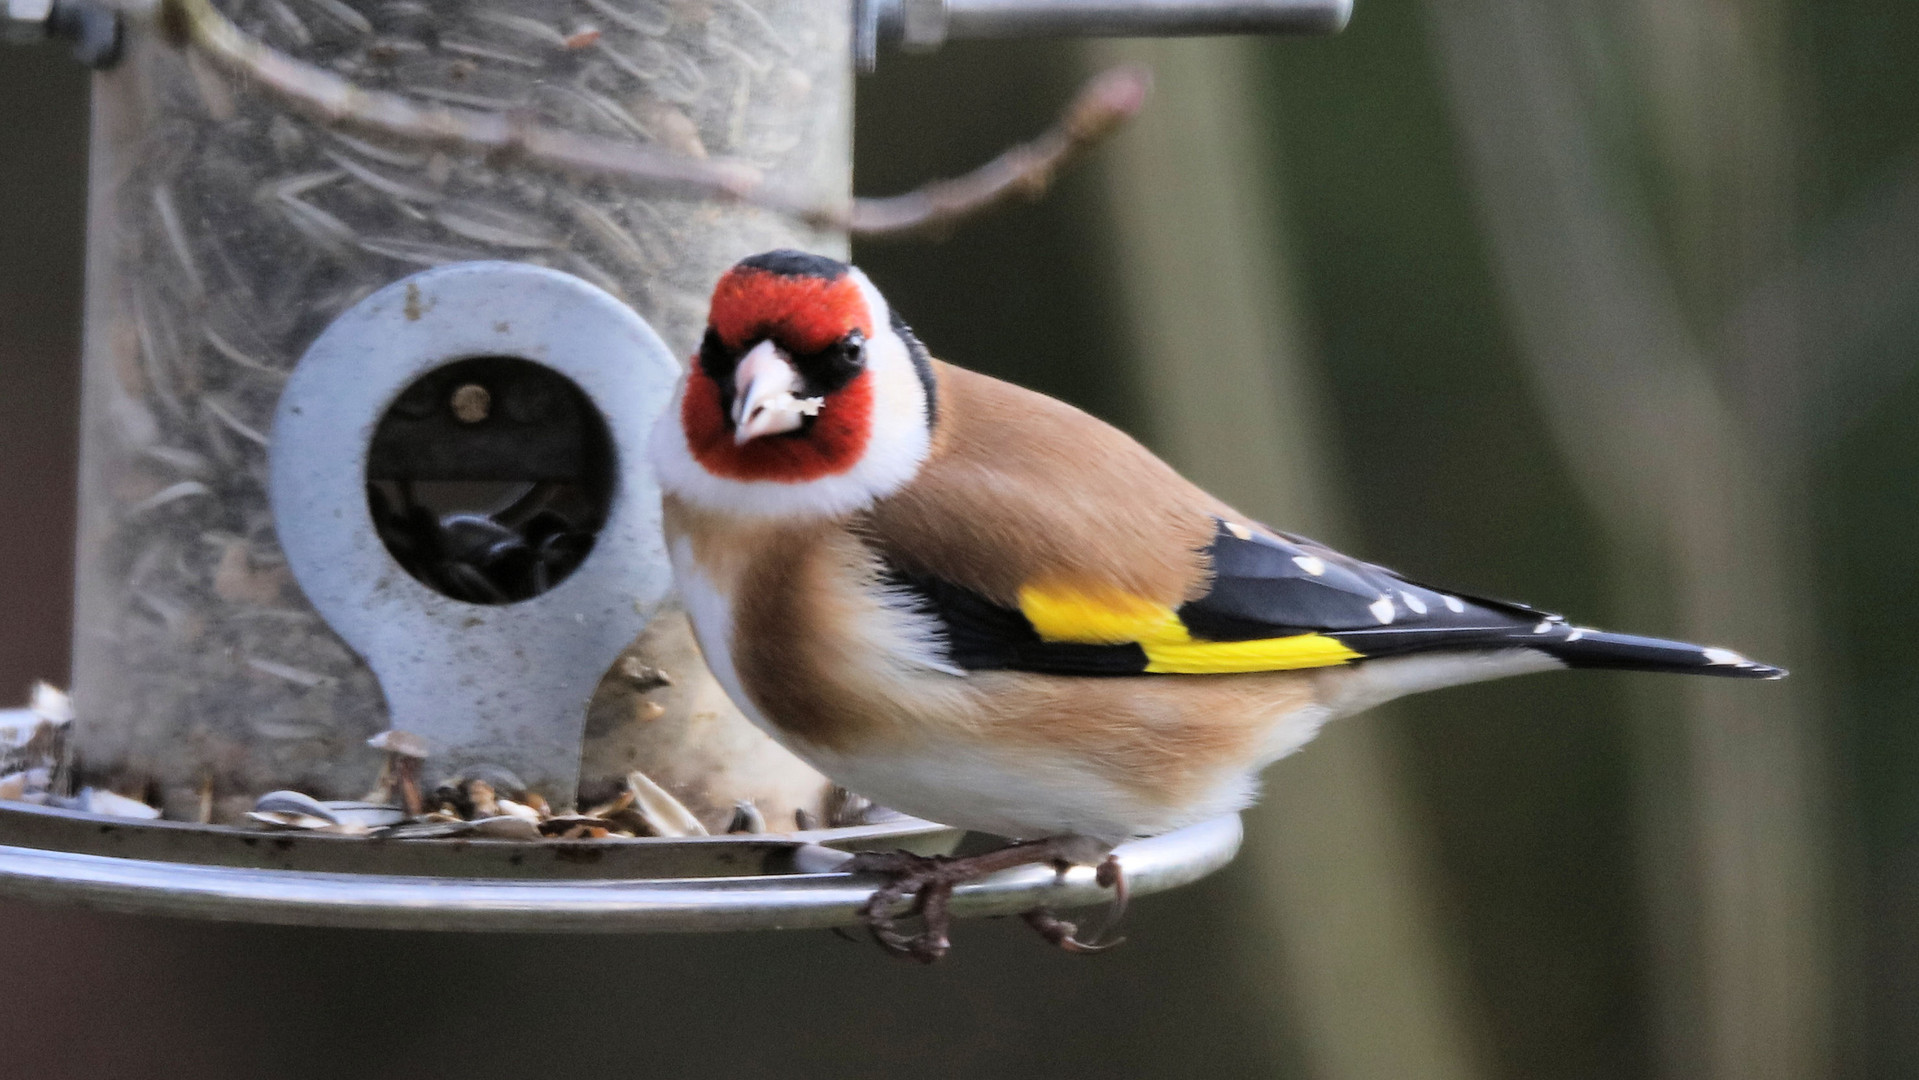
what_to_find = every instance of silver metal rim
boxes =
[0,815,1242,932]
[0,800,968,880]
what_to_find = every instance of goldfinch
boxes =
[648,250,1783,961]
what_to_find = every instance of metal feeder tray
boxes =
[0,802,1241,933]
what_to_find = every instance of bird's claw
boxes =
[843,841,1131,962]
[848,850,958,963]
[1021,908,1126,952]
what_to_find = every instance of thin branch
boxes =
[152,0,1148,239]
[850,65,1154,240]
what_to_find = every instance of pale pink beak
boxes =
[731,340,822,444]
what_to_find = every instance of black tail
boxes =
[1533,628,1785,679]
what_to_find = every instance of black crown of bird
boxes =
[646,249,1784,963]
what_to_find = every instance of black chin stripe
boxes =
[697,327,740,427]
[889,308,939,429]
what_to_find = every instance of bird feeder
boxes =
[0,0,1344,933]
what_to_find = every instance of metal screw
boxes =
[3,0,54,44]
[4,0,121,67]
[900,0,947,52]
[450,384,491,424]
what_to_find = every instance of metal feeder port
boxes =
[0,0,1345,934]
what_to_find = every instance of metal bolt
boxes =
[450,383,491,423]
[900,0,947,51]
[3,0,52,43]
[5,0,122,67]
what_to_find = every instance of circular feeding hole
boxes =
[367,356,615,605]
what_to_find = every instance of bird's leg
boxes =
[1096,852,1130,928]
[844,837,1125,962]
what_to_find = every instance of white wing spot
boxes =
[1400,590,1429,615]
[1702,647,1746,666]
[1293,555,1327,577]
[1225,520,1254,540]
[1566,628,1587,642]
[1532,620,1554,634]
[1442,595,1466,613]
[1369,596,1397,624]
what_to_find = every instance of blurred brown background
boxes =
[4,0,1918,1076]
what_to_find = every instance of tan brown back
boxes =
[863,361,1240,607]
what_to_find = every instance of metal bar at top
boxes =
[944,0,1352,38]
[858,0,1352,70]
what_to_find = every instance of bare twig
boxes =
[850,65,1154,240]
[152,0,1148,239]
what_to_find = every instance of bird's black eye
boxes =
[795,328,865,395]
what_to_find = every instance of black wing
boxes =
[887,519,1784,680]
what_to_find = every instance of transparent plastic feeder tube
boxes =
[69,0,848,824]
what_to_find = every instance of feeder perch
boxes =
[0,0,1340,933]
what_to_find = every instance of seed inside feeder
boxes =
[367,356,614,605]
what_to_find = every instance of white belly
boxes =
[796,735,1263,843]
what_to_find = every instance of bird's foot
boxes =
[843,848,960,963]
[844,841,1127,963]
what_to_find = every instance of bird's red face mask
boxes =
[682,256,876,484]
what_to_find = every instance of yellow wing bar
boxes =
[1017,583,1362,674]
[1139,634,1362,674]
